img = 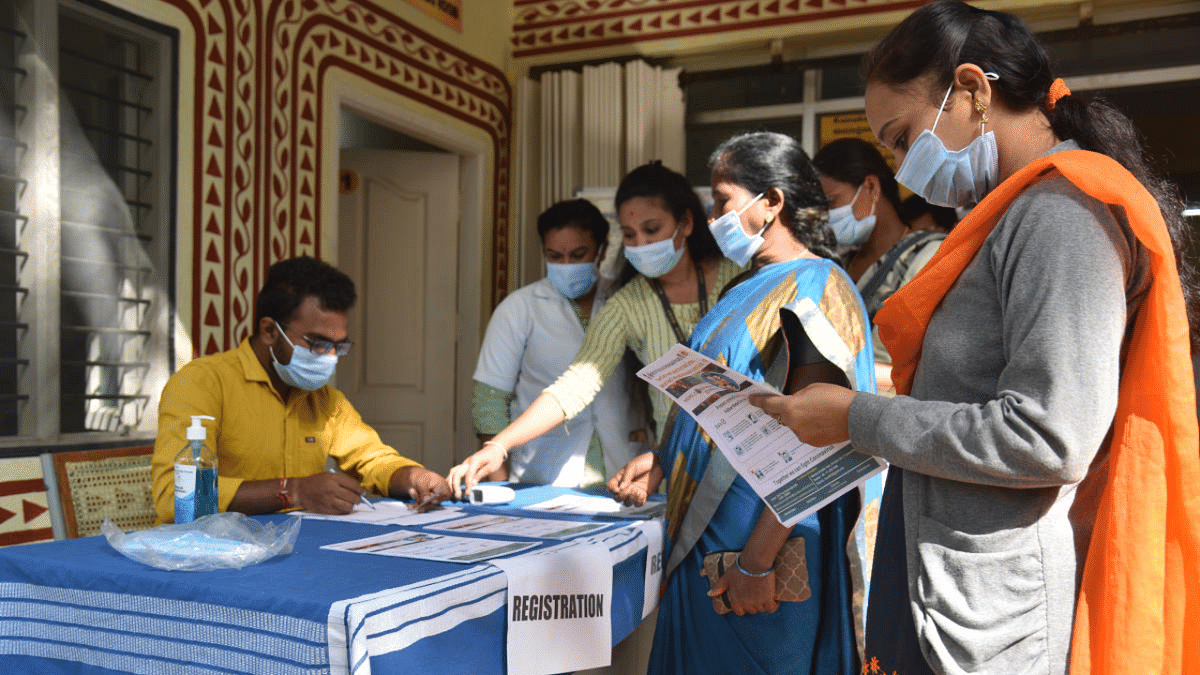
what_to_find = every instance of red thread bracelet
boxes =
[278,477,293,509]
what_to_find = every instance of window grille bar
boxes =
[59,47,153,83]
[59,82,153,115]
[0,394,30,402]
[63,393,151,402]
[62,360,150,369]
[0,25,25,40]
[0,65,26,78]
[60,219,152,241]
[61,325,151,337]
[73,124,153,147]
[59,256,153,276]
[102,163,152,179]
[0,284,28,296]
[61,290,150,305]
[0,358,29,366]
[0,320,29,330]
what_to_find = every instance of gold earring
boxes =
[975,99,989,124]
[764,214,774,226]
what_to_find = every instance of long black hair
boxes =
[708,131,838,261]
[812,137,902,214]
[615,162,722,262]
[862,0,1199,346]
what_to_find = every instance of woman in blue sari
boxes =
[610,131,878,675]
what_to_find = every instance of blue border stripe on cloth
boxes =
[1,584,327,672]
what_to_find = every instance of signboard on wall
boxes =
[817,111,897,171]
[405,0,462,31]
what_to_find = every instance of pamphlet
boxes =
[522,493,665,519]
[322,529,537,563]
[637,344,884,528]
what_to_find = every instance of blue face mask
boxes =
[827,183,877,246]
[270,319,338,390]
[707,192,765,266]
[545,261,597,299]
[894,74,1000,208]
[624,226,685,279]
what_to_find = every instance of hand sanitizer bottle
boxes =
[174,415,218,523]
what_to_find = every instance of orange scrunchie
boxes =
[1047,77,1071,111]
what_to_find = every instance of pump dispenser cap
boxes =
[187,415,215,441]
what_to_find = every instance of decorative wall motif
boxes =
[512,0,922,57]
[168,0,511,356]
[0,457,52,547]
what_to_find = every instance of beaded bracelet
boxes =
[736,553,774,577]
[481,439,508,459]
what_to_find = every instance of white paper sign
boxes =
[490,543,613,675]
[635,518,665,620]
[637,343,885,528]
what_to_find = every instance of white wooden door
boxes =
[337,149,460,474]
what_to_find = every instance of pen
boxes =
[416,486,449,510]
[327,466,376,510]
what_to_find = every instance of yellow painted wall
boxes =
[111,0,515,359]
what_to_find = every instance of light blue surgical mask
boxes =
[270,319,338,390]
[624,226,685,279]
[545,260,597,299]
[894,74,1000,208]
[827,183,877,246]
[707,192,766,266]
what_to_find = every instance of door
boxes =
[338,149,460,473]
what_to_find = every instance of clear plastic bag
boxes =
[101,512,302,571]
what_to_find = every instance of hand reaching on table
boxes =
[391,466,451,512]
[446,442,507,500]
[607,451,663,506]
[290,471,367,514]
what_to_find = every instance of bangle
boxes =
[481,440,508,459]
[278,477,293,509]
[736,553,774,577]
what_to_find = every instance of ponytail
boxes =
[864,0,1200,349]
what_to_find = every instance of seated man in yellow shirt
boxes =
[152,256,448,524]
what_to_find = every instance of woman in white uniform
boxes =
[472,199,645,487]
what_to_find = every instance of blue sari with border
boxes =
[649,258,879,675]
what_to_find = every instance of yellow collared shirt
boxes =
[151,338,420,524]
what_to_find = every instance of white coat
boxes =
[473,279,646,485]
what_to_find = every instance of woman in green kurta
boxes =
[449,163,740,496]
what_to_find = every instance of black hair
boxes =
[254,256,357,333]
[708,131,838,261]
[615,162,722,265]
[812,137,903,214]
[536,199,609,246]
[899,194,960,232]
[862,0,1199,346]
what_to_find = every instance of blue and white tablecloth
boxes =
[0,485,662,675]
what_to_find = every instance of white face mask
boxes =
[545,260,597,299]
[624,226,685,278]
[707,192,766,266]
[827,183,877,246]
[270,319,338,390]
[894,73,1000,208]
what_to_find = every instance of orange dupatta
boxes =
[875,149,1200,675]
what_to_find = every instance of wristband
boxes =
[278,477,293,509]
[481,439,508,459]
[736,553,774,577]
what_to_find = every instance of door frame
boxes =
[322,71,489,465]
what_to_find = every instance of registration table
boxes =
[0,484,664,675]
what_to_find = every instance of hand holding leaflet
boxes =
[636,344,883,528]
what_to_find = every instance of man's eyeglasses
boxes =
[301,335,353,356]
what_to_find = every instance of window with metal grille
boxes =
[2,0,175,445]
